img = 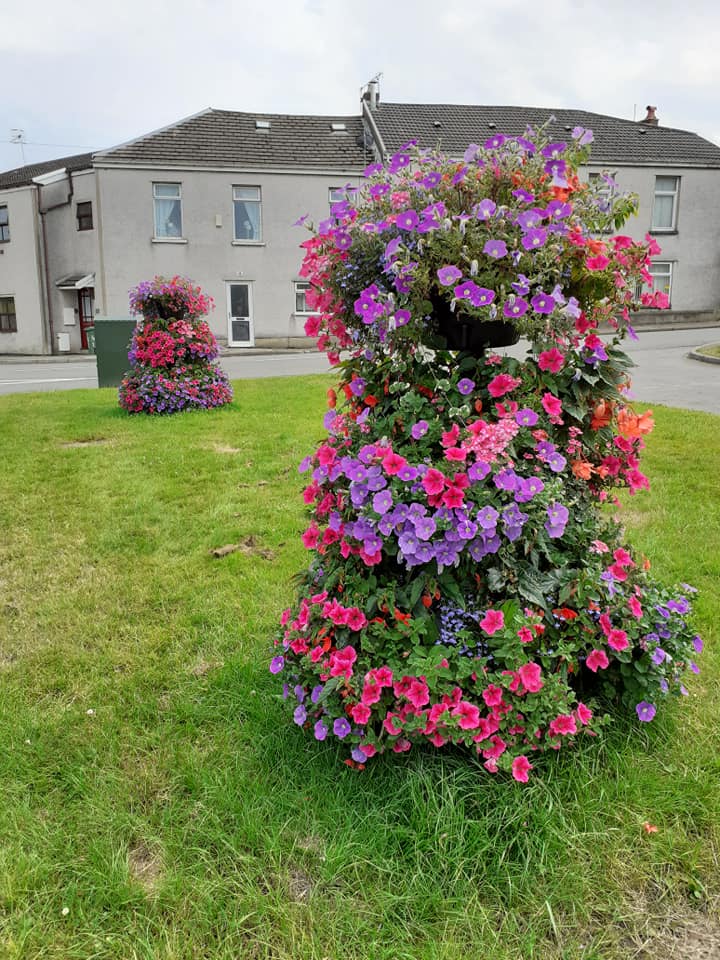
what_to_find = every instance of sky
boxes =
[3,0,720,173]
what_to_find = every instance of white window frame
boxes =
[152,182,184,240]
[232,186,262,243]
[294,281,312,315]
[329,187,345,205]
[651,175,680,232]
[636,261,674,305]
[0,204,9,243]
[0,295,17,333]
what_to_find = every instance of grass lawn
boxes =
[1,378,719,960]
[695,343,720,359]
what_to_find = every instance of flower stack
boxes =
[272,127,701,780]
[119,276,233,414]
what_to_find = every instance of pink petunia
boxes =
[512,755,533,782]
[607,628,629,652]
[406,678,430,711]
[482,684,504,708]
[346,607,367,631]
[382,451,407,475]
[422,468,446,496]
[541,392,563,418]
[575,702,593,726]
[586,254,610,271]
[517,627,534,644]
[518,662,544,693]
[453,701,481,730]
[538,348,565,373]
[329,645,357,679]
[628,596,643,618]
[479,609,505,634]
[585,649,609,672]
[301,524,321,549]
[487,373,522,398]
[351,702,371,724]
[548,713,577,737]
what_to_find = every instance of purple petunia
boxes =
[396,209,419,231]
[457,378,475,395]
[333,717,351,739]
[294,705,307,726]
[636,701,657,723]
[531,292,556,315]
[483,239,508,259]
[521,228,548,251]
[503,297,529,319]
[411,420,429,440]
[314,720,328,741]
[269,655,285,674]
[474,198,497,221]
[515,407,538,427]
[437,265,463,286]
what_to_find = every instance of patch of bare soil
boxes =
[620,895,720,960]
[128,840,163,895]
[287,867,314,904]
[209,536,276,560]
[188,658,224,678]
[212,443,242,454]
[61,438,112,447]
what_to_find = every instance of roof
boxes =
[95,108,371,170]
[370,103,720,168]
[0,152,94,189]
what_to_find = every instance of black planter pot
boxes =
[432,294,520,356]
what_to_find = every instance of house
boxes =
[0,110,370,354]
[2,88,720,355]
[360,86,720,317]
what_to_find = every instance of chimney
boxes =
[364,78,380,112]
[641,105,659,126]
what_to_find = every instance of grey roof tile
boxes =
[95,109,371,170]
[371,103,720,168]
[0,152,94,189]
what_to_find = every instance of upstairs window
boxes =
[76,201,93,231]
[329,187,345,205]
[0,205,9,242]
[0,296,17,332]
[233,186,262,241]
[153,182,183,239]
[651,176,679,232]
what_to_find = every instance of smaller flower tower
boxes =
[119,276,233,414]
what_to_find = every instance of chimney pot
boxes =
[641,105,659,126]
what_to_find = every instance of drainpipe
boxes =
[32,184,51,354]
[361,96,387,163]
[32,169,75,354]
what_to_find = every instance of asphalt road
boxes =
[0,328,718,413]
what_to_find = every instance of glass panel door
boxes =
[78,288,95,350]
[226,282,254,347]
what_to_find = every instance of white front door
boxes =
[226,282,254,347]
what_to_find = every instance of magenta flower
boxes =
[636,701,657,723]
[512,755,533,782]
[479,609,504,635]
[396,209,419,231]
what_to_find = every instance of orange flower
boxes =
[571,459,593,480]
[591,399,614,431]
[643,822,659,834]
[617,408,654,438]
[327,388,337,409]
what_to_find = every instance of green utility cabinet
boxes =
[94,317,136,388]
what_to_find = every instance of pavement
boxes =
[0,328,718,414]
